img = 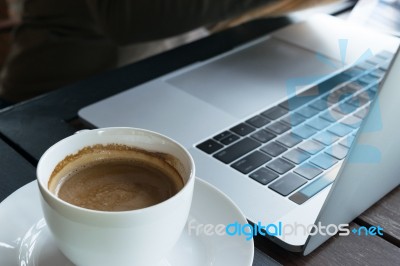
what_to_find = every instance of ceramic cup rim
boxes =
[36,127,195,215]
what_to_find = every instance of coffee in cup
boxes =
[48,144,184,211]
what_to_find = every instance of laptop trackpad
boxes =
[167,37,337,119]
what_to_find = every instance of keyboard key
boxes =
[376,50,393,60]
[279,87,318,111]
[309,99,329,111]
[310,153,338,170]
[289,173,335,204]
[319,73,351,95]
[197,139,223,154]
[214,138,261,164]
[344,81,366,92]
[246,115,270,128]
[339,135,355,148]
[232,151,271,174]
[220,133,240,145]
[269,173,307,196]
[323,87,354,104]
[298,140,324,155]
[354,107,369,119]
[294,163,323,180]
[250,168,279,185]
[292,125,317,139]
[358,75,379,85]
[367,54,388,65]
[356,61,376,70]
[260,142,287,157]
[369,68,386,79]
[261,106,288,120]
[327,123,353,137]
[366,58,384,67]
[265,121,290,135]
[276,133,302,148]
[213,131,231,141]
[367,84,379,94]
[266,158,295,174]
[325,144,349,160]
[380,61,391,71]
[319,110,344,123]
[342,67,364,78]
[306,117,331,130]
[230,123,255,136]
[251,130,276,143]
[359,88,376,102]
[321,94,336,105]
[313,131,340,146]
[339,84,358,97]
[368,83,379,94]
[283,149,310,164]
[345,95,369,109]
[340,116,362,129]
[296,106,319,118]
[332,102,358,115]
[281,113,306,126]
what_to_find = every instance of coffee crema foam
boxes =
[48,144,184,212]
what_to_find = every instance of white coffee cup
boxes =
[36,128,195,266]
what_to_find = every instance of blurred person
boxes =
[0,0,339,103]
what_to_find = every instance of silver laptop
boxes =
[79,14,400,254]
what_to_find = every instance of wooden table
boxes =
[0,3,399,265]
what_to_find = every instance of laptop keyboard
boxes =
[196,50,394,204]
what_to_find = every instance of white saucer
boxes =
[0,178,253,266]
